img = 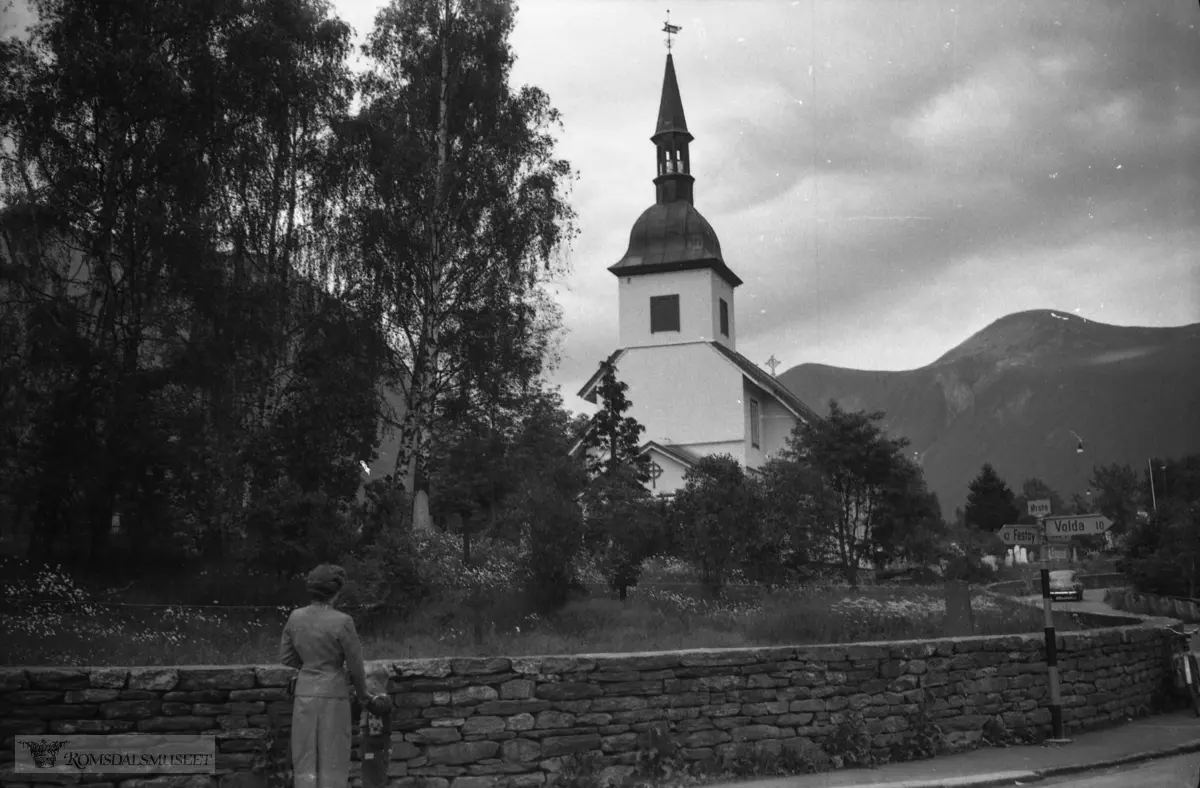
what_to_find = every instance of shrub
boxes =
[338,526,426,623]
[943,555,996,584]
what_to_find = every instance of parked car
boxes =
[1049,569,1085,602]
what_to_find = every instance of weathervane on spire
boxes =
[663,10,681,52]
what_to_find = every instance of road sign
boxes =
[1028,499,1052,518]
[999,524,1043,545]
[1044,514,1113,541]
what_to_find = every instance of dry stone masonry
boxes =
[0,624,1175,788]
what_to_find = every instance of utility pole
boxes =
[1037,508,1066,742]
[1148,457,1158,513]
[1001,504,1112,743]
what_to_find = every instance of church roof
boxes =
[708,341,822,423]
[654,54,691,140]
[651,442,702,466]
[609,202,742,287]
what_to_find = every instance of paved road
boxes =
[1015,587,1166,619]
[1037,752,1200,786]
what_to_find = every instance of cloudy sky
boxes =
[487,0,1199,413]
[6,0,1198,415]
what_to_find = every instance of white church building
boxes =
[574,52,819,497]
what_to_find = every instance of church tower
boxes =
[609,53,742,352]
[576,30,818,495]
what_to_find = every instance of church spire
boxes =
[651,21,694,206]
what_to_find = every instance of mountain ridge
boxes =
[779,310,1200,515]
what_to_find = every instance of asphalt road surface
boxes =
[1016,588,1148,617]
[1036,752,1200,786]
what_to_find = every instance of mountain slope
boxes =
[778,310,1200,515]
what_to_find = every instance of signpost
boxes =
[999,525,1042,546]
[1044,514,1114,541]
[996,504,1113,744]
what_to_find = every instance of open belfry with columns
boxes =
[575,26,819,498]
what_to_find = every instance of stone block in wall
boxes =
[532,684,601,702]
[11,704,98,719]
[89,670,129,690]
[226,689,286,703]
[0,669,31,691]
[425,741,501,766]
[127,669,179,692]
[25,669,90,691]
[8,691,63,705]
[498,681,533,701]
[675,651,756,669]
[408,728,463,745]
[449,777,501,788]
[48,720,135,735]
[387,779,449,788]
[65,690,121,704]
[501,738,541,763]
[450,687,498,706]
[177,669,255,691]
[599,681,661,697]
[450,659,512,677]
[101,700,162,719]
[475,701,547,717]
[252,667,294,688]
[136,716,217,732]
[591,654,677,673]
[539,734,600,759]
[461,717,505,737]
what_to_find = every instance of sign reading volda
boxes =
[1044,514,1114,541]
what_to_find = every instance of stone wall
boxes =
[1108,588,1200,622]
[0,624,1175,788]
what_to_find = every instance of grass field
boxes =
[1,557,1070,666]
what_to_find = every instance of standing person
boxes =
[279,564,385,788]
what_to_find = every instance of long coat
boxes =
[279,604,369,788]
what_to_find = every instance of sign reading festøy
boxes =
[999,524,1042,546]
[1027,499,1052,518]
[1044,514,1113,541]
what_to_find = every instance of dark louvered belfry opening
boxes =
[650,294,680,333]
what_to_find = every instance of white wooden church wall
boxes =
[617,268,729,348]
[615,343,744,449]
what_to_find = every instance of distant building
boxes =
[573,53,819,497]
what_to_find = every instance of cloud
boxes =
[326,0,1200,410]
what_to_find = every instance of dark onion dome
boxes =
[608,53,742,290]
[609,202,741,288]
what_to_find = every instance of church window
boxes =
[750,399,761,448]
[719,299,729,336]
[650,294,680,333]
[687,234,702,250]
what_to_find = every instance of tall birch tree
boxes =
[328,0,576,530]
